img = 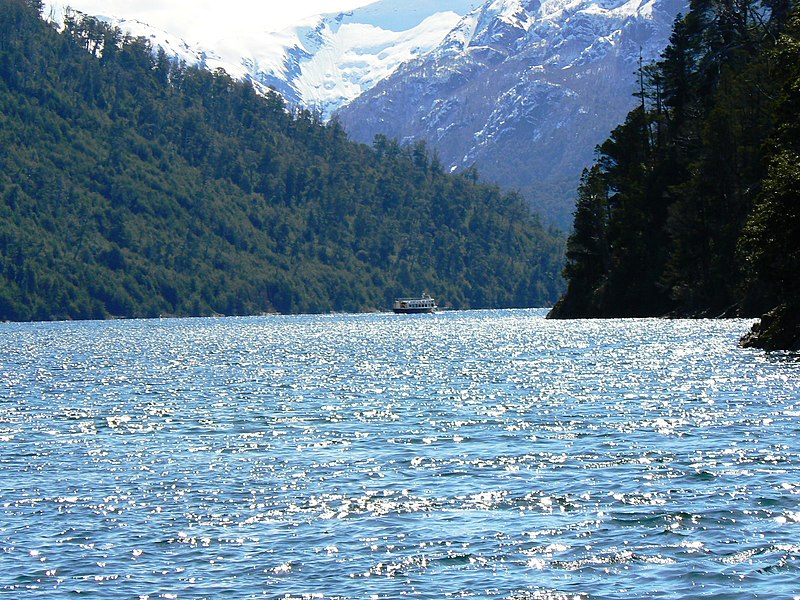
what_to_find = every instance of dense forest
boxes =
[0,0,565,321]
[549,0,800,349]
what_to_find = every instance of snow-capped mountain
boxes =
[219,0,484,117]
[44,0,685,227]
[45,0,483,118]
[44,4,219,72]
[336,0,687,227]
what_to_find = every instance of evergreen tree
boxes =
[0,0,565,321]
[739,7,800,349]
[551,0,794,333]
[548,166,609,317]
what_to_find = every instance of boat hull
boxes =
[392,306,436,314]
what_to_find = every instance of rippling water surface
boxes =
[2,310,799,598]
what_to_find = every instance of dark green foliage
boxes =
[550,0,797,328]
[548,166,609,317]
[739,9,800,349]
[0,0,565,321]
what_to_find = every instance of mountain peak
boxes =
[336,0,687,227]
[44,1,484,117]
[43,0,686,226]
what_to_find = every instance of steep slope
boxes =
[336,0,686,228]
[45,0,483,118]
[44,4,211,68]
[44,0,685,228]
[1,0,565,321]
[222,0,484,117]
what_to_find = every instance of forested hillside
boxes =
[549,0,799,349]
[0,0,565,321]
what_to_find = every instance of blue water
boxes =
[1,309,799,599]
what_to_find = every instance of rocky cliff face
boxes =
[336,0,686,227]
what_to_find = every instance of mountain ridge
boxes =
[336,0,686,227]
[2,0,565,320]
[44,0,685,227]
[45,0,483,118]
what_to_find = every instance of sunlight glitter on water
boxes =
[1,310,799,598]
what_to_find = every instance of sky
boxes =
[48,1,376,42]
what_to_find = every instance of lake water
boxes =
[1,309,799,599]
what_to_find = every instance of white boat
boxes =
[392,294,437,314]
